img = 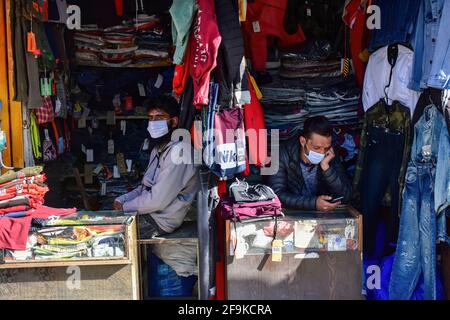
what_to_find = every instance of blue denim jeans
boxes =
[409,0,445,91]
[428,0,450,90]
[369,0,421,52]
[389,163,437,300]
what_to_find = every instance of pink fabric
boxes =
[28,205,77,219]
[0,216,33,250]
[0,206,30,215]
[189,0,222,108]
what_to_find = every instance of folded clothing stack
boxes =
[4,225,126,261]
[259,74,361,141]
[73,14,172,67]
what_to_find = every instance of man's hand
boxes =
[320,147,336,171]
[113,200,123,211]
[316,195,341,212]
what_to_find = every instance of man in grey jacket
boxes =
[267,116,352,212]
[113,96,199,239]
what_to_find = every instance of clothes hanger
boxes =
[384,44,399,106]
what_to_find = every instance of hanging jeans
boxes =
[360,125,404,256]
[389,162,437,300]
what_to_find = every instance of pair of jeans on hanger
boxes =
[355,100,412,256]
[389,104,449,300]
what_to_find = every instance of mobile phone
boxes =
[330,196,344,203]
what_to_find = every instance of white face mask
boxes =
[147,120,169,138]
[304,145,325,165]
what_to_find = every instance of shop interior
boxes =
[0,0,449,300]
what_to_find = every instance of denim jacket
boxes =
[411,104,450,242]
[410,0,450,91]
[368,0,421,52]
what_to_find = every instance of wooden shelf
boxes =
[0,257,132,269]
[138,221,198,245]
[76,61,172,69]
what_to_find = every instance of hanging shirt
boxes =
[363,44,420,115]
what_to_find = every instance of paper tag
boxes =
[272,240,283,262]
[106,111,116,126]
[101,182,107,196]
[108,139,115,154]
[116,153,127,175]
[86,149,94,162]
[55,99,62,115]
[120,120,126,135]
[252,21,261,33]
[93,163,103,175]
[138,83,146,97]
[154,74,163,89]
[126,159,132,172]
[143,138,150,151]
[307,8,312,16]
[44,129,50,141]
[81,107,91,118]
[78,117,87,128]
[84,164,93,184]
[113,165,120,178]
[81,144,86,154]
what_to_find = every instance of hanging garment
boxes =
[34,97,55,125]
[242,0,306,72]
[353,100,411,256]
[244,73,268,167]
[368,0,420,52]
[48,0,68,24]
[410,0,450,91]
[390,104,449,300]
[342,0,372,88]
[214,0,250,107]
[30,112,42,159]
[363,44,421,115]
[170,0,197,65]
[188,0,222,108]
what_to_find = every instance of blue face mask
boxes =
[304,145,325,165]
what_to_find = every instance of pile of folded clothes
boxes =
[0,166,80,254]
[74,14,172,67]
[278,40,342,79]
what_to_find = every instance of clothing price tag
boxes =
[272,240,283,262]
[101,182,107,196]
[113,165,120,178]
[44,129,50,141]
[154,74,164,89]
[116,153,127,175]
[86,149,94,163]
[120,120,126,135]
[306,8,312,16]
[138,83,146,97]
[84,164,93,184]
[78,117,87,128]
[81,144,86,154]
[93,163,103,175]
[143,138,150,151]
[126,159,132,172]
[106,111,116,126]
[252,21,261,33]
[108,139,115,154]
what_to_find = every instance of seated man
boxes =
[268,116,352,211]
[113,96,199,238]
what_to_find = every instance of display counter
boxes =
[0,211,140,300]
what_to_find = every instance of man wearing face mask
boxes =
[113,96,199,239]
[268,116,352,212]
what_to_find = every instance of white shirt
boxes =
[363,45,420,115]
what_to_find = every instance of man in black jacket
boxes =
[267,116,352,212]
